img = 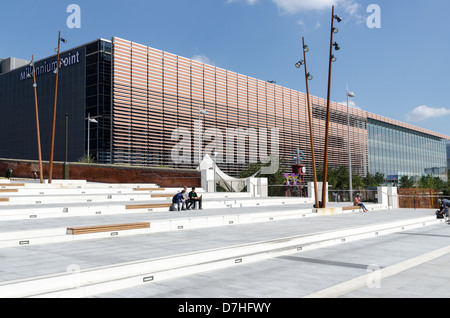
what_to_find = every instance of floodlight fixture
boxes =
[303,45,309,53]
[295,60,304,69]
[334,15,342,23]
[306,73,313,81]
[333,42,340,51]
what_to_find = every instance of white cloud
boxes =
[226,0,259,5]
[228,0,364,21]
[271,0,338,13]
[192,54,215,66]
[406,105,450,123]
[339,100,361,110]
[296,19,321,30]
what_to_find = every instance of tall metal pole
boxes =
[302,37,319,209]
[31,55,44,184]
[63,113,69,180]
[65,113,69,164]
[322,6,335,208]
[347,85,353,202]
[87,113,91,164]
[49,31,61,184]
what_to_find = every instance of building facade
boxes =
[0,37,448,182]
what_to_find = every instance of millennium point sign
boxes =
[20,51,81,81]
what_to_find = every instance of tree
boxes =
[317,165,350,190]
[239,157,286,186]
[418,175,444,191]
[399,176,415,189]
[352,175,365,190]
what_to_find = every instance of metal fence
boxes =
[398,189,441,210]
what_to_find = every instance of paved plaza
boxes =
[0,179,448,300]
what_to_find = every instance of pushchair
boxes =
[436,207,447,219]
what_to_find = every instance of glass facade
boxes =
[85,40,112,163]
[112,37,309,177]
[1,36,449,182]
[110,37,450,179]
[0,47,87,162]
[368,119,447,181]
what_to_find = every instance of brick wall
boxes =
[0,159,201,188]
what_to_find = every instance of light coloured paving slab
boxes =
[0,208,440,297]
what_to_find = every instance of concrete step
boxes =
[0,214,442,298]
[0,207,316,249]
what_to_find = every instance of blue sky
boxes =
[2,0,450,136]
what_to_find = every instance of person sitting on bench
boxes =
[188,187,202,210]
[172,190,186,212]
[354,193,369,213]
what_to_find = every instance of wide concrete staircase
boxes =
[0,179,441,298]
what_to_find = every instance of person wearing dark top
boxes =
[438,199,450,222]
[188,187,202,210]
[172,190,186,211]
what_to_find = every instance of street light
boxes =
[49,31,67,183]
[212,151,218,192]
[295,61,304,69]
[347,87,355,202]
[30,56,43,184]
[198,109,208,164]
[296,37,319,209]
[87,113,98,164]
[322,6,342,208]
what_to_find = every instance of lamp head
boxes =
[331,55,337,62]
[295,61,304,69]
[303,45,309,53]
[306,73,313,81]
[333,42,341,51]
[334,15,342,23]
[332,27,339,34]
[61,38,67,44]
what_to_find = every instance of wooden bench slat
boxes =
[0,184,25,187]
[0,189,18,193]
[151,194,173,198]
[134,188,166,191]
[126,203,172,210]
[67,222,150,235]
[0,198,9,202]
[343,206,362,211]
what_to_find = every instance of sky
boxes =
[1,0,450,136]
